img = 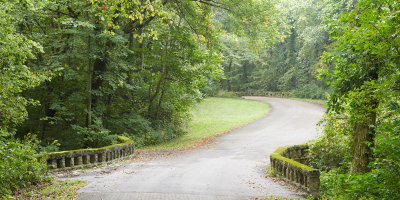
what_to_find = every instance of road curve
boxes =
[74,97,325,200]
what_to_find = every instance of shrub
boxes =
[72,117,117,148]
[307,113,352,171]
[106,113,152,139]
[142,126,185,147]
[39,140,61,153]
[0,130,49,198]
[117,135,132,143]
[200,78,221,97]
[312,97,400,200]
[215,90,238,98]
[293,83,327,100]
[320,166,400,200]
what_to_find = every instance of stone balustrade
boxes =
[41,141,134,170]
[234,91,294,98]
[265,92,294,98]
[270,145,319,199]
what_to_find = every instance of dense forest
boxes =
[217,0,359,99]
[1,0,400,199]
[3,0,279,152]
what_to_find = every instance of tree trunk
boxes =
[139,29,145,70]
[155,67,168,120]
[350,100,377,174]
[156,87,165,120]
[148,73,164,117]
[92,39,112,107]
[87,13,92,128]
[242,61,248,91]
[350,58,379,174]
[227,58,232,91]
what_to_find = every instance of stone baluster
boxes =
[75,156,83,166]
[44,141,134,170]
[308,170,320,198]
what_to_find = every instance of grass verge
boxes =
[265,165,277,177]
[253,197,304,200]
[142,97,269,150]
[11,179,87,200]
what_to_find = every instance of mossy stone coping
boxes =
[234,91,294,98]
[39,139,135,171]
[270,144,319,199]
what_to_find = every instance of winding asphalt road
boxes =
[74,97,325,200]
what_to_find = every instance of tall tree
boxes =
[0,0,45,131]
[320,0,400,174]
[11,0,280,149]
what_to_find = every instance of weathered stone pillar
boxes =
[106,152,110,162]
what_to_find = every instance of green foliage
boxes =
[311,83,400,199]
[218,0,336,99]
[11,179,87,200]
[312,0,400,199]
[117,135,132,143]
[215,0,285,93]
[265,165,277,177]
[200,78,221,97]
[38,140,61,153]
[293,83,327,100]
[0,0,46,130]
[214,90,238,98]
[1,0,283,153]
[0,2,50,197]
[107,114,152,138]
[320,166,400,200]
[0,131,49,198]
[308,113,352,171]
[72,120,117,148]
[262,196,304,200]
[320,0,400,111]
[11,0,229,150]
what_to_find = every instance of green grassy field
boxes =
[142,97,269,150]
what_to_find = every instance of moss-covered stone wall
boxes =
[234,91,294,98]
[270,145,319,199]
[40,140,134,171]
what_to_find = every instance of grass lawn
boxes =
[11,179,86,200]
[142,97,269,150]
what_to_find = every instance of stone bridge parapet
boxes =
[270,145,319,199]
[40,141,134,171]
